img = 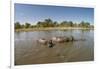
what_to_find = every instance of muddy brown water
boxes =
[15,29,94,65]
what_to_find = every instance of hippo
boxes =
[48,40,54,48]
[37,38,48,44]
[52,36,75,43]
[52,36,67,43]
[65,36,74,42]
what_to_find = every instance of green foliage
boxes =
[21,24,25,28]
[53,21,58,27]
[68,21,73,27]
[60,21,74,27]
[15,22,21,29]
[25,23,31,28]
[79,21,90,28]
[37,18,55,27]
[60,21,68,27]
[15,18,93,29]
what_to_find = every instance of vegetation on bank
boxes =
[15,18,94,31]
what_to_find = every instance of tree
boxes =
[37,21,42,27]
[14,22,21,29]
[44,18,53,27]
[53,21,58,27]
[68,21,73,27]
[37,18,55,27]
[73,23,78,27]
[21,24,25,28]
[79,21,90,28]
[79,21,85,27]
[60,21,68,27]
[15,19,92,29]
[25,23,31,28]
[44,18,53,23]
[85,22,90,27]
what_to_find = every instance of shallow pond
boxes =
[15,29,94,65]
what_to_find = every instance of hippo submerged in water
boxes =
[48,40,55,48]
[37,38,48,44]
[52,36,74,43]
[37,39,54,48]
[37,36,74,43]
[37,36,85,45]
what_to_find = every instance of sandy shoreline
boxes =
[15,27,94,32]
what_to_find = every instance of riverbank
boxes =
[15,27,94,32]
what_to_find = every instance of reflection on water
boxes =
[15,29,94,65]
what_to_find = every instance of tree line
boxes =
[15,18,94,29]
